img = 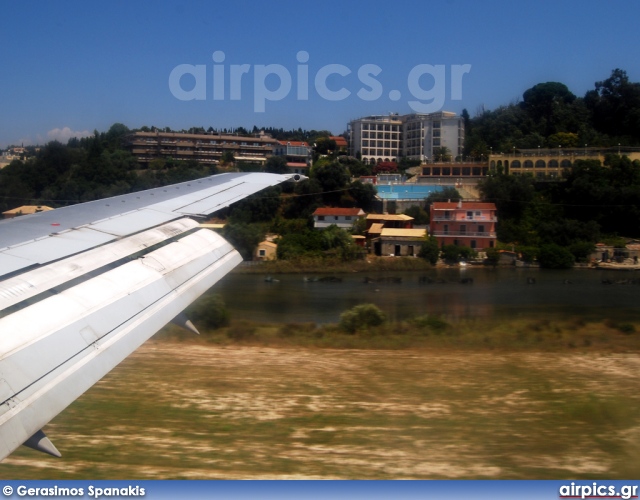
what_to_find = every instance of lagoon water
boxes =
[214,267,640,324]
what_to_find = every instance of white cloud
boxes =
[46,127,92,143]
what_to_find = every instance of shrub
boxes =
[485,247,500,265]
[569,241,595,263]
[411,315,449,332]
[339,304,386,334]
[538,244,575,269]
[442,244,461,262]
[187,293,230,330]
[458,246,477,261]
[227,321,257,340]
[517,246,539,263]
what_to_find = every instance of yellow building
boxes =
[489,147,640,179]
[2,205,54,219]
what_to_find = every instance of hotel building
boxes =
[123,131,279,167]
[348,112,464,164]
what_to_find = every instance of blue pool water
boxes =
[375,184,448,200]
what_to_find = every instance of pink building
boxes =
[429,201,497,250]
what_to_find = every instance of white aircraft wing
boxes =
[0,172,301,460]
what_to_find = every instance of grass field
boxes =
[1,318,639,479]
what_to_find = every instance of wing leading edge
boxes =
[0,172,302,460]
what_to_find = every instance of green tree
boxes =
[311,161,350,205]
[314,137,337,156]
[348,180,377,212]
[538,244,575,269]
[585,68,640,141]
[424,186,461,205]
[404,205,429,225]
[227,186,282,224]
[521,82,576,136]
[433,147,451,162]
[418,235,440,264]
[222,222,264,260]
[282,178,323,219]
[265,156,289,174]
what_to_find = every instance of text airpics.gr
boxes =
[168,51,471,113]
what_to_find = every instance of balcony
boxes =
[432,231,496,238]
[432,215,497,222]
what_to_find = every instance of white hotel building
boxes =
[347,112,464,164]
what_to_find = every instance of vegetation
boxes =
[478,153,640,261]
[464,69,640,159]
[339,304,386,333]
[3,68,640,265]
[537,244,575,269]
[155,304,640,354]
[418,235,440,265]
[186,293,230,330]
[7,322,640,479]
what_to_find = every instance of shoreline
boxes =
[235,257,640,274]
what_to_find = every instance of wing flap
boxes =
[0,218,198,311]
[0,229,242,459]
[0,172,302,461]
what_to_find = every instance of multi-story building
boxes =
[429,201,497,251]
[273,140,313,174]
[347,114,403,164]
[123,131,279,167]
[348,112,464,164]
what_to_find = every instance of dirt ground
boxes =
[2,341,639,479]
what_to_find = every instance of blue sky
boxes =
[1,0,639,148]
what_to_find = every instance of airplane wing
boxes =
[0,171,302,460]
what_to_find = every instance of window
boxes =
[345,216,352,220]
[259,249,266,257]
[334,216,339,221]
[470,240,477,249]
[478,225,485,234]
[318,216,325,221]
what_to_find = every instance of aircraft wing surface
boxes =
[0,171,300,460]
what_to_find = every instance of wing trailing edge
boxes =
[0,172,303,460]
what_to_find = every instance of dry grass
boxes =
[1,332,639,479]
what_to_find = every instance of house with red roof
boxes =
[312,207,365,230]
[273,140,312,174]
[330,136,348,152]
[429,201,497,250]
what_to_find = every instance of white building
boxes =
[312,207,365,230]
[273,140,313,174]
[348,112,464,164]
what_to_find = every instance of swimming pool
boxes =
[375,184,448,200]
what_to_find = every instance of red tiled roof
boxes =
[313,207,364,216]
[330,136,348,147]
